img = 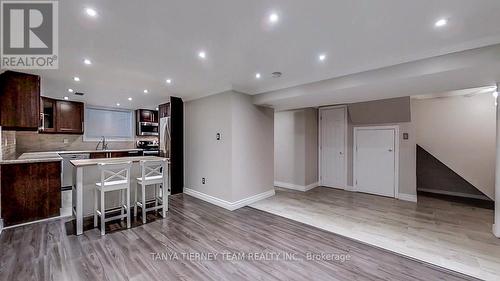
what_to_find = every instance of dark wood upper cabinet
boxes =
[153,110,159,123]
[0,71,40,130]
[158,103,170,118]
[136,109,158,123]
[40,97,84,134]
[56,100,84,134]
[40,97,57,133]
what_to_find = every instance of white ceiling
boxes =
[412,86,497,100]
[18,0,500,109]
[254,44,500,110]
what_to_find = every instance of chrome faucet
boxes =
[96,136,108,150]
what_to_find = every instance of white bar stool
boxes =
[94,161,132,236]
[134,159,169,224]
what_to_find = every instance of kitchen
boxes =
[0,70,183,235]
[2,1,500,280]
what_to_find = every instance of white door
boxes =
[320,107,346,188]
[354,128,396,197]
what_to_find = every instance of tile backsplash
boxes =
[15,131,157,154]
[0,128,16,159]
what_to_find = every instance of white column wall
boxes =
[495,83,500,238]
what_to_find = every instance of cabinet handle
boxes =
[40,113,44,131]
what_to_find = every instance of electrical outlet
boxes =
[202,178,206,184]
[63,138,69,144]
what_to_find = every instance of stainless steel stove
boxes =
[137,140,159,156]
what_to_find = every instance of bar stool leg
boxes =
[126,187,131,229]
[120,190,124,221]
[134,183,138,217]
[100,190,105,236]
[141,184,146,224]
[154,184,158,209]
[94,189,98,227]
[162,185,167,218]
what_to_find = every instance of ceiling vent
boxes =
[74,92,85,96]
[271,72,282,78]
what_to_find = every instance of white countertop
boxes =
[0,149,144,165]
[70,156,168,167]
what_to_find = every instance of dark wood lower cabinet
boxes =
[0,161,61,226]
[109,151,130,158]
[90,152,108,159]
[90,151,143,159]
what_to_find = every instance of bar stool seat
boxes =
[134,159,169,224]
[136,175,163,184]
[96,179,128,188]
[94,161,132,236]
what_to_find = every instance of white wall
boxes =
[231,93,274,201]
[184,91,274,207]
[274,108,318,188]
[185,92,233,202]
[413,93,496,199]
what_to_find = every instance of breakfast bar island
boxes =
[71,156,169,235]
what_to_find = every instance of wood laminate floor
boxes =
[0,193,478,281]
[250,187,500,281]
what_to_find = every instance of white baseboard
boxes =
[494,224,500,238]
[344,185,356,192]
[274,181,319,192]
[60,207,72,218]
[417,188,491,200]
[398,193,418,202]
[184,188,275,211]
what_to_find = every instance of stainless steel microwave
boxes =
[137,122,159,136]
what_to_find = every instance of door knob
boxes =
[388,148,393,152]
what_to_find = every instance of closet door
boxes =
[320,107,347,188]
[354,127,397,198]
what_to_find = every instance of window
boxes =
[84,106,134,141]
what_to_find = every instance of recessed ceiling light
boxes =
[64,96,69,100]
[166,79,172,84]
[116,103,120,106]
[83,58,92,65]
[143,89,149,94]
[255,73,261,79]
[73,77,80,82]
[269,13,279,23]
[68,88,74,93]
[198,51,206,59]
[85,8,97,17]
[128,97,133,101]
[318,54,327,61]
[155,107,159,111]
[435,18,448,27]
